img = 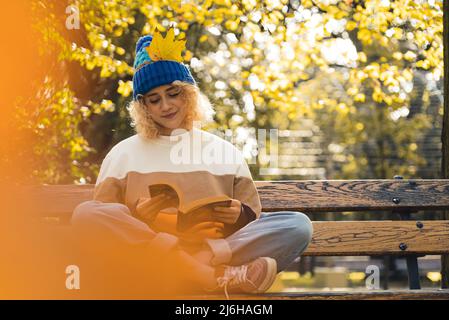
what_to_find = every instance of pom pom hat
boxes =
[132,27,196,100]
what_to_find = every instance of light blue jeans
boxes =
[72,200,313,272]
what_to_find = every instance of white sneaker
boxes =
[215,257,277,299]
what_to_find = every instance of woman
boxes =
[72,29,313,298]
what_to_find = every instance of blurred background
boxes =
[0,0,446,293]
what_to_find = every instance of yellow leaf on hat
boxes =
[146,27,186,63]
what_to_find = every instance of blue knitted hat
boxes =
[132,29,196,100]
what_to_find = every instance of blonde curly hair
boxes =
[127,81,215,140]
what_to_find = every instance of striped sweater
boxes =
[94,128,261,234]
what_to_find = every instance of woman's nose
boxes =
[160,97,172,111]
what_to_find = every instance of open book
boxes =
[148,183,232,232]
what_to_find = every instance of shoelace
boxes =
[216,264,256,300]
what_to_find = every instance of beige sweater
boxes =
[94,128,261,233]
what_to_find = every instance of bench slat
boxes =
[304,221,449,256]
[188,290,449,300]
[21,184,93,217]
[19,179,449,216]
[257,180,449,212]
[41,220,449,256]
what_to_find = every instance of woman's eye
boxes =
[149,99,160,104]
[169,91,180,97]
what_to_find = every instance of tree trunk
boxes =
[441,0,449,289]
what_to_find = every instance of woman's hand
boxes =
[211,199,242,224]
[178,221,225,245]
[135,194,175,223]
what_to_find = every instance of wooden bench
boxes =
[24,177,449,299]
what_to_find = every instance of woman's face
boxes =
[141,84,187,135]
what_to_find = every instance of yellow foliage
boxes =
[416,59,430,70]
[358,52,367,63]
[184,50,192,61]
[354,93,365,103]
[29,0,444,184]
[372,91,383,103]
[404,51,417,61]
[409,143,418,151]
[337,103,349,115]
[355,123,364,131]
[115,47,125,55]
[117,80,132,97]
[225,20,239,31]
[346,20,357,31]
[347,87,358,96]
[392,52,402,60]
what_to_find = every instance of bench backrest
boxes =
[23,179,449,257]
